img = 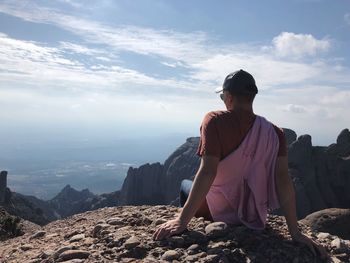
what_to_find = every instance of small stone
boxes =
[331,238,348,253]
[167,236,185,248]
[37,250,54,259]
[195,252,207,258]
[205,222,228,238]
[58,250,90,261]
[208,241,226,249]
[330,256,342,263]
[83,237,94,246]
[74,217,87,222]
[92,223,109,238]
[185,254,201,262]
[20,244,33,251]
[207,247,222,255]
[205,254,220,261]
[29,230,46,240]
[331,238,342,249]
[53,246,74,259]
[161,250,181,261]
[124,236,140,249]
[107,217,124,225]
[64,230,80,239]
[69,233,85,242]
[46,233,59,238]
[317,232,330,239]
[154,218,167,226]
[187,230,207,243]
[187,244,200,255]
[100,229,111,236]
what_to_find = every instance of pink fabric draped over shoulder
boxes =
[206,115,280,229]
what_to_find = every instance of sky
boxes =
[0,0,350,147]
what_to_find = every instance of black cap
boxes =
[215,69,258,95]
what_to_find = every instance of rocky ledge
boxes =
[0,206,349,263]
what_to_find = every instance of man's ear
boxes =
[227,92,234,105]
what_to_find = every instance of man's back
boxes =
[196,108,287,160]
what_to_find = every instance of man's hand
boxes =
[291,231,328,259]
[152,217,188,240]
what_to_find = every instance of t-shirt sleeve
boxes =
[196,112,221,158]
[273,125,288,156]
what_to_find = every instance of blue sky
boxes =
[0,0,349,146]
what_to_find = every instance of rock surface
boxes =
[1,205,349,263]
[300,208,350,240]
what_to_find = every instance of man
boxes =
[153,70,327,259]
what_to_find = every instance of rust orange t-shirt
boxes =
[196,109,287,160]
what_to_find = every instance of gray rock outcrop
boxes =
[119,128,350,220]
[300,208,350,240]
[1,179,120,225]
[118,137,200,206]
[0,171,8,204]
[283,128,297,145]
[118,163,164,205]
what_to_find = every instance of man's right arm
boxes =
[275,156,327,259]
[275,156,298,235]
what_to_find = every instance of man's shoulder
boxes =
[202,110,228,122]
[258,116,285,134]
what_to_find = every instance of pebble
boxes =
[124,236,140,249]
[187,243,200,255]
[185,254,201,262]
[187,230,207,243]
[29,230,46,239]
[161,250,181,261]
[107,217,124,225]
[20,244,33,251]
[205,254,220,261]
[330,256,342,263]
[205,222,228,238]
[154,218,167,225]
[331,238,349,253]
[331,238,342,248]
[58,249,91,261]
[69,233,85,242]
[92,223,109,237]
[317,232,330,239]
[64,230,80,239]
[53,245,74,259]
[46,233,59,238]
[167,236,185,247]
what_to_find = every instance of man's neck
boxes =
[228,104,254,113]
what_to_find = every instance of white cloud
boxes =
[0,1,349,144]
[282,104,307,113]
[272,32,330,57]
[345,13,350,25]
[0,1,208,66]
[59,42,104,55]
[0,33,204,95]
